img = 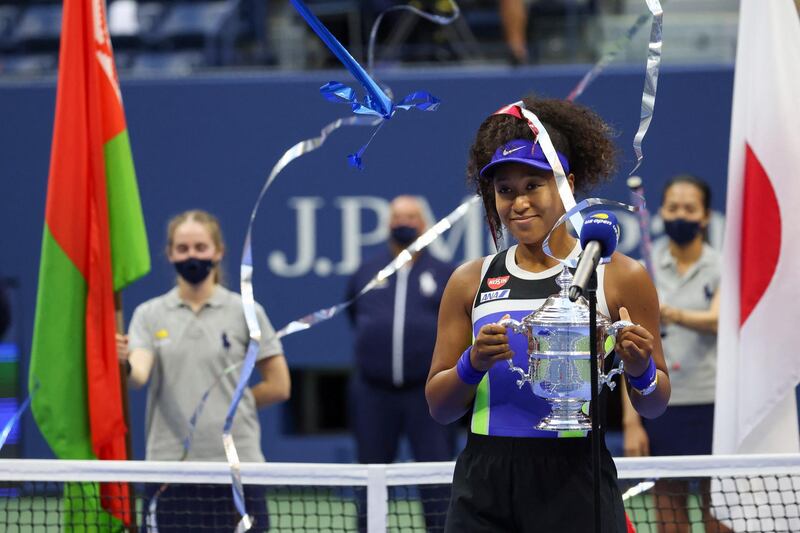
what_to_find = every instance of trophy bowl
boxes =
[499,267,630,432]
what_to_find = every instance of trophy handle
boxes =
[599,360,625,392]
[598,320,634,391]
[602,320,636,356]
[498,317,526,335]
[498,318,530,389]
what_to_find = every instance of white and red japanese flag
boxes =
[713,0,800,455]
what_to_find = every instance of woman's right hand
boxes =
[116,333,129,362]
[623,421,651,457]
[470,315,515,372]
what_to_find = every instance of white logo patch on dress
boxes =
[480,289,511,303]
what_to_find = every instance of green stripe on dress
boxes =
[470,373,490,434]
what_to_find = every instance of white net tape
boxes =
[0,455,798,532]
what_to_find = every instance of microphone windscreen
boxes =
[579,211,620,258]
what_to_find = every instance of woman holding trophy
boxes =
[426,95,671,532]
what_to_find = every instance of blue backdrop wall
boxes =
[0,63,733,462]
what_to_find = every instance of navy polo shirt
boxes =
[346,249,454,388]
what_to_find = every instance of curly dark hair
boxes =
[467,95,618,240]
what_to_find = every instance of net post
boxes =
[367,464,388,533]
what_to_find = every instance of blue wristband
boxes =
[626,357,656,391]
[456,347,486,385]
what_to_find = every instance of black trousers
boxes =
[141,483,269,532]
[351,377,454,532]
[445,433,627,533]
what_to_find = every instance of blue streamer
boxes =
[222,340,259,527]
[319,81,440,169]
[346,120,384,170]
[291,0,441,168]
[320,82,384,117]
[395,91,441,111]
[0,380,38,451]
[290,0,392,118]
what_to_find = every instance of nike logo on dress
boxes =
[502,146,525,156]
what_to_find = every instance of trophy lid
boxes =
[528,266,611,328]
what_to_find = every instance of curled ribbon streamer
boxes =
[224,196,479,531]
[224,115,381,531]
[223,342,257,532]
[367,0,461,73]
[183,362,242,459]
[145,361,243,532]
[566,11,653,102]
[627,176,655,278]
[168,196,481,491]
[542,198,639,268]
[630,0,663,175]
[622,480,656,502]
[0,379,38,452]
[275,196,480,338]
[154,114,459,530]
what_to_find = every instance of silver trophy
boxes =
[499,266,631,431]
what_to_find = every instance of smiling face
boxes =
[492,162,574,246]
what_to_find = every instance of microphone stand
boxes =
[588,270,602,533]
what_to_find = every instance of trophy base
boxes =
[536,401,591,431]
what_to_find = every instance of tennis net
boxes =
[0,454,797,532]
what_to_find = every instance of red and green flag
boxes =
[29,0,149,527]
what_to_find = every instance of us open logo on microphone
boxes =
[588,213,620,241]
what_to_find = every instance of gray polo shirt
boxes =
[129,285,283,462]
[652,239,720,405]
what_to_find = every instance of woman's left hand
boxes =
[116,333,129,363]
[616,307,655,377]
[660,304,681,325]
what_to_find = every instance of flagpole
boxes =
[114,292,137,531]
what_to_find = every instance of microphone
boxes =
[568,211,620,302]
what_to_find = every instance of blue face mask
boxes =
[173,257,215,285]
[664,218,702,246]
[390,225,418,246]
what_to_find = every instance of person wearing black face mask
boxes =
[345,195,456,532]
[622,175,731,532]
[172,256,216,285]
[118,210,291,532]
